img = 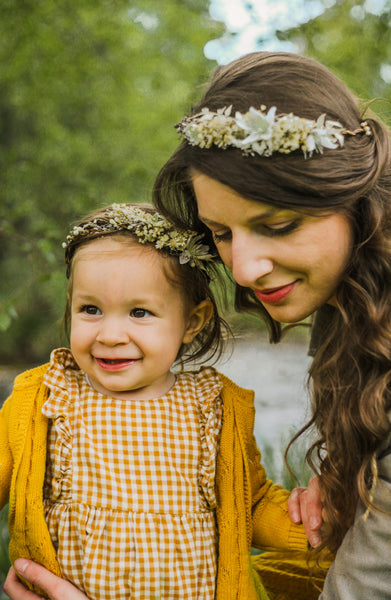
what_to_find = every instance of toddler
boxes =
[0,203,308,600]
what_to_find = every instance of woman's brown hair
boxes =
[153,51,391,554]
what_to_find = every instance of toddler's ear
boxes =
[182,300,213,344]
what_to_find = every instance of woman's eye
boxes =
[81,305,101,315]
[213,230,232,243]
[131,308,151,318]
[263,221,299,237]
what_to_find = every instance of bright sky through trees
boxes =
[205,0,325,62]
[206,0,389,63]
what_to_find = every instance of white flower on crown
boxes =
[307,114,346,155]
[233,106,276,155]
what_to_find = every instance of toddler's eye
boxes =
[81,305,101,315]
[131,308,151,318]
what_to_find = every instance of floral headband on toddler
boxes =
[62,203,215,276]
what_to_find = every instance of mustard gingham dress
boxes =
[42,349,223,600]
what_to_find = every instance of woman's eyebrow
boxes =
[247,209,279,223]
[199,209,279,227]
[198,215,222,227]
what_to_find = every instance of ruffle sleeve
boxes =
[195,367,223,510]
[42,348,79,502]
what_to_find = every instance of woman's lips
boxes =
[95,358,139,371]
[254,281,297,305]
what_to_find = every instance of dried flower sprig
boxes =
[63,203,215,271]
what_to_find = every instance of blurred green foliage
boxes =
[0,0,223,363]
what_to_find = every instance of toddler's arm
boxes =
[248,435,308,552]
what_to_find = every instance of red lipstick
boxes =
[254,282,297,305]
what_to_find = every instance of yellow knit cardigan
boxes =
[0,363,317,599]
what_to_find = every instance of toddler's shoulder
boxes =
[188,366,255,406]
[12,362,50,390]
[218,371,254,404]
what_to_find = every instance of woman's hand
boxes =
[288,476,323,547]
[3,560,88,600]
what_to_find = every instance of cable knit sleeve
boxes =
[248,433,308,551]
[219,371,308,552]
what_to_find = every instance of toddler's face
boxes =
[70,237,197,401]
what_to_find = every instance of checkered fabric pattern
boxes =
[42,349,222,600]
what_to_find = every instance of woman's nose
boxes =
[230,234,274,288]
[96,318,129,346]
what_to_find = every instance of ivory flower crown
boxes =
[176,105,372,158]
[63,203,214,273]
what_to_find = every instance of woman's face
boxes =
[192,171,353,323]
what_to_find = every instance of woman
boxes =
[153,51,391,598]
[5,52,391,598]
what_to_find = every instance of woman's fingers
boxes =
[3,561,89,600]
[288,477,323,547]
[288,486,307,523]
[3,567,38,600]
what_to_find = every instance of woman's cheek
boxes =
[215,244,232,269]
